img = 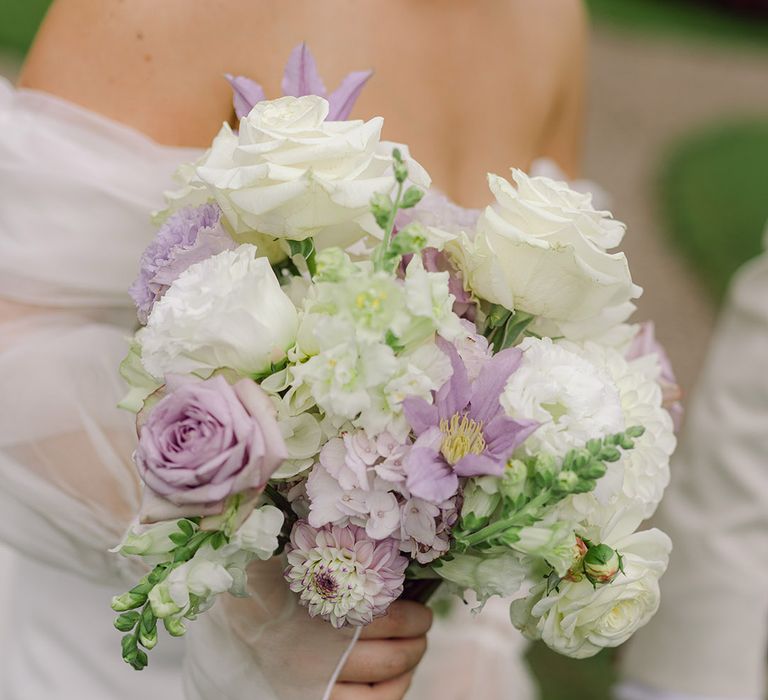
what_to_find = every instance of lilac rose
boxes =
[129,203,235,324]
[135,375,287,522]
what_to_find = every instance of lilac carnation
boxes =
[135,375,287,522]
[130,203,234,324]
[284,522,407,628]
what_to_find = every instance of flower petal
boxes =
[281,42,327,98]
[225,74,266,119]
[405,447,458,503]
[453,452,504,478]
[469,346,523,424]
[327,70,373,120]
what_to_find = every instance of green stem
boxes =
[459,491,550,548]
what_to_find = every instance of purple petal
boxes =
[483,415,539,460]
[225,74,266,119]
[435,339,470,421]
[403,396,439,437]
[468,347,523,424]
[453,452,505,478]
[405,448,458,504]
[327,69,373,120]
[281,42,327,98]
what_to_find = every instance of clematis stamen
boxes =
[439,414,486,464]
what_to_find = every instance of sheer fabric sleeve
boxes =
[0,78,357,699]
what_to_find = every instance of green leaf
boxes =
[177,519,195,537]
[169,532,189,546]
[490,311,534,352]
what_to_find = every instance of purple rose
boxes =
[129,203,235,324]
[135,375,287,522]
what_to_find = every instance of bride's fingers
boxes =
[330,672,415,700]
[337,637,427,683]
[359,601,433,640]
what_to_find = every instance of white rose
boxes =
[462,170,640,323]
[139,244,298,378]
[194,95,430,251]
[510,521,671,658]
[231,505,284,559]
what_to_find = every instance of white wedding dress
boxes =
[0,78,535,700]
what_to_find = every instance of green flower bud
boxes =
[139,626,158,650]
[114,611,140,632]
[112,592,146,612]
[164,616,187,638]
[583,543,623,585]
[462,480,501,521]
[554,470,579,493]
[500,460,527,500]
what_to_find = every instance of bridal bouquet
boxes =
[113,45,679,670]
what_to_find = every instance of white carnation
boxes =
[501,337,625,458]
[138,245,298,378]
[193,95,430,251]
[563,342,676,520]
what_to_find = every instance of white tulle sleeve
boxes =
[0,78,356,700]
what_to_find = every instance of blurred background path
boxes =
[1,1,767,698]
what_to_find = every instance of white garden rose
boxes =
[138,244,298,378]
[461,170,640,323]
[510,516,671,658]
[193,95,430,251]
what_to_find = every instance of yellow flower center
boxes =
[439,414,486,464]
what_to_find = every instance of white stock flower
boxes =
[138,245,298,378]
[231,504,284,559]
[149,556,234,620]
[461,170,640,323]
[194,95,429,250]
[501,337,625,458]
[402,256,464,343]
[114,521,180,557]
[510,515,671,658]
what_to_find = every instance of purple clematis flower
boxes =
[225,42,373,120]
[403,342,539,504]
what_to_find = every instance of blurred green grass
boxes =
[587,0,768,47]
[659,120,768,303]
[0,0,50,55]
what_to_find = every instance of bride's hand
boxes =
[331,600,432,699]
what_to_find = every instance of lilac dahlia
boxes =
[284,522,407,628]
[403,342,538,503]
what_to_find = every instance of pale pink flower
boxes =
[284,522,407,628]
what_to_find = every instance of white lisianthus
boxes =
[501,337,625,458]
[230,505,284,559]
[510,521,671,658]
[460,170,640,323]
[138,245,298,378]
[435,550,527,605]
[192,95,429,251]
